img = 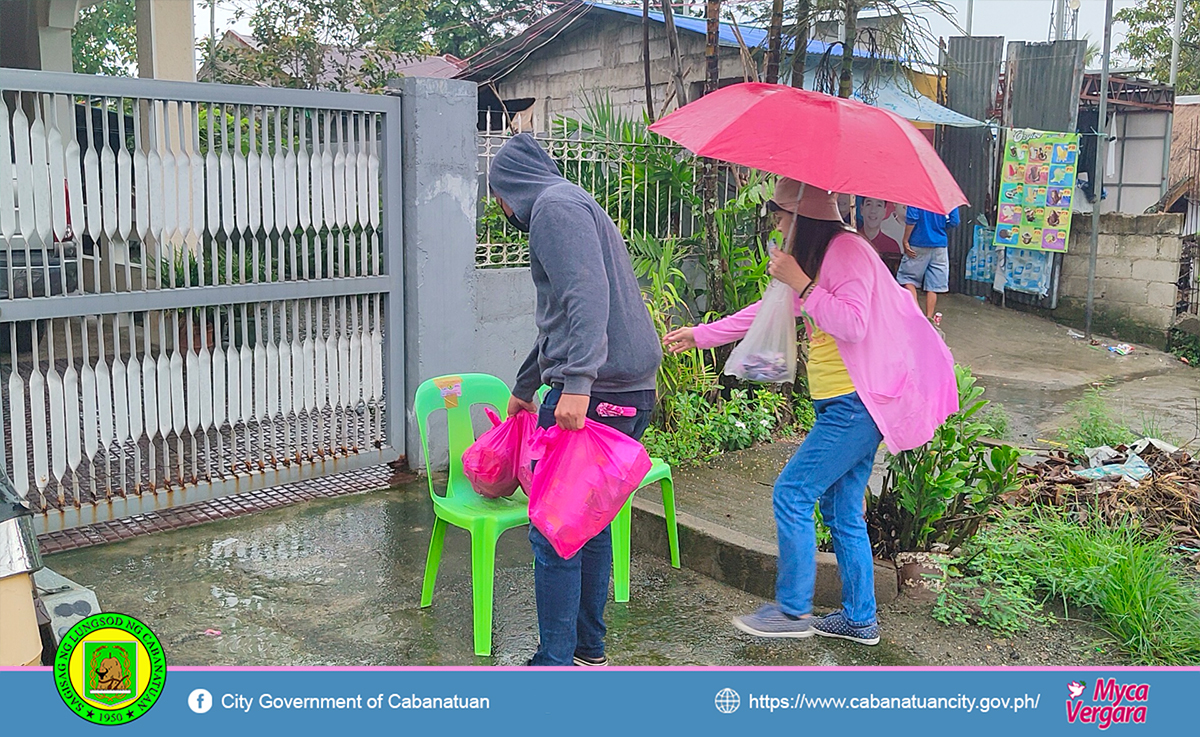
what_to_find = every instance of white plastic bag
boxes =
[723,279,798,383]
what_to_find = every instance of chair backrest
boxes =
[413,373,513,499]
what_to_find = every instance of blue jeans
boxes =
[529,387,652,666]
[774,391,882,626]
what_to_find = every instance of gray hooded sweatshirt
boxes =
[489,134,662,401]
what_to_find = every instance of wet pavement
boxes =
[939,294,1198,446]
[47,482,918,667]
[42,295,1160,668]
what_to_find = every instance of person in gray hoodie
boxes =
[489,133,662,667]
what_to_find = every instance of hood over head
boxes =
[488,133,567,225]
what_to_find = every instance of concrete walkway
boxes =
[939,293,1198,446]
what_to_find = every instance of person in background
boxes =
[662,178,957,646]
[836,193,853,225]
[856,197,902,276]
[898,205,959,323]
[489,133,663,667]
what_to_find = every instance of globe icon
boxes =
[714,688,740,714]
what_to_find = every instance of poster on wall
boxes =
[993,128,1079,253]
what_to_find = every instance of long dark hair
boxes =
[787,215,853,278]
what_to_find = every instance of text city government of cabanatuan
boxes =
[221,693,492,711]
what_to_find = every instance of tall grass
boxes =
[943,508,1200,665]
[1055,389,1137,456]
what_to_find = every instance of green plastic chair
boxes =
[415,373,529,657]
[535,386,680,603]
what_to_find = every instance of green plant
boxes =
[868,365,1027,558]
[641,387,792,467]
[932,561,1050,638]
[1056,389,1137,457]
[1170,328,1200,367]
[709,173,773,313]
[979,403,1009,440]
[939,507,1200,665]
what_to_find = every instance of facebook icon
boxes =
[188,689,213,714]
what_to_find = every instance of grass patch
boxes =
[979,403,1010,440]
[1055,389,1137,456]
[935,508,1200,665]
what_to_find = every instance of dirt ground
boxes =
[878,594,1127,667]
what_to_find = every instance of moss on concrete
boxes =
[1011,297,1169,350]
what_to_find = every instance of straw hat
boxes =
[771,177,843,222]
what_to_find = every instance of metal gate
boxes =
[0,69,404,533]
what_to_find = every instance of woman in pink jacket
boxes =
[663,178,958,645]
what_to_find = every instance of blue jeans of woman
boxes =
[528,387,652,665]
[774,391,882,626]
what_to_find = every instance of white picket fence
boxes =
[0,70,404,532]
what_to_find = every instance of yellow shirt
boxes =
[802,312,856,400]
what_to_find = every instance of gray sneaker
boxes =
[732,603,814,638]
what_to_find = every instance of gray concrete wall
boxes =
[474,268,538,387]
[1059,213,1184,343]
[495,16,748,127]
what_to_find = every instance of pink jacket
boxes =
[693,232,958,453]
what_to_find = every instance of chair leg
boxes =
[611,497,633,603]
[420,517,448,608]
[661,476,680,569]
[470,526,500,657]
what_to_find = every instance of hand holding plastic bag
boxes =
[461,408,538,499]
[724,279,798,383]
[527,420,652,559]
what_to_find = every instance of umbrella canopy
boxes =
[649,82,968,215]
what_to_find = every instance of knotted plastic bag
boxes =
[461,408,538,499]
[527,420,652,559]
[723,278,798,383]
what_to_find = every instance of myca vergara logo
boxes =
[1066,678,1149,730]
[54,613,166,726]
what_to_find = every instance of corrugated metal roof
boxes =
[459,1,887,82]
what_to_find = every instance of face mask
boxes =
[504,210,530,233]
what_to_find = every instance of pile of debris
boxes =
[1008,440,1200,563]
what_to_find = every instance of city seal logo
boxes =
[54,613,166,726]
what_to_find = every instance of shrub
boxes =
[641,388,793,467]
[1169,328,1200,367]
[867,365,1026,558]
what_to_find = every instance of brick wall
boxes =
[1058,213,1183,345]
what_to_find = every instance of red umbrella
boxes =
[649,82,968,215]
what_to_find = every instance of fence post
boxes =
[394,77,480,470]
[381,92,406,461]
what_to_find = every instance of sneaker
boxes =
[573,654,609,667]
[811,610,880,645]
[732,603,814,638]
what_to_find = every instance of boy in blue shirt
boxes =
[897,205,960,321]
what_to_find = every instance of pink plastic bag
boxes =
[527,419,653,559]
[461,408,538,499]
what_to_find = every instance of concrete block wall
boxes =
[1058,213,1184,344]
[474,268,538,388]
[498,17,749,127]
